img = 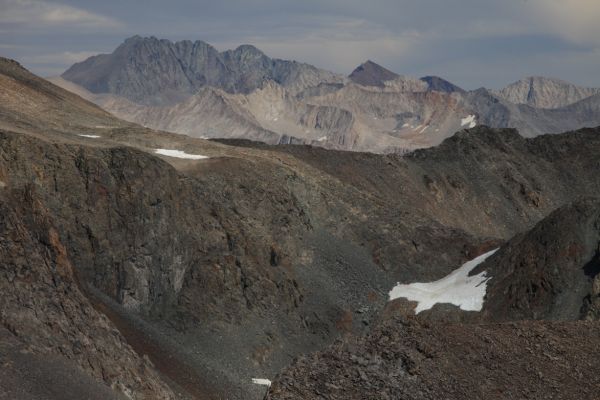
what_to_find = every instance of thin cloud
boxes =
[522,0,600,46]
[0,0,121,29]
[23,50,101,64]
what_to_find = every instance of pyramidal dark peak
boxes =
[348,60,399,87]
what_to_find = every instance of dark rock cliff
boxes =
[477,198,600,321]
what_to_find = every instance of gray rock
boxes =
[62,36,343,106]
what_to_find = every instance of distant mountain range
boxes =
[55,36,600,153]
[61,35,342,106]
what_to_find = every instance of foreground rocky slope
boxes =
[266,317,600,400]
[2,56,600,399]
[268,199,600,399]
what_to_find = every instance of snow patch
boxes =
[388,248,499,313]
[78,134,100,138]
[252,378,272,387]
[402,123,410,128]
[154,149,209,160]
[317,136,327,142]
[461,115,477,128]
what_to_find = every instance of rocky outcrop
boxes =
[476,198,600,321]
[266,317,600,400]
[0,142,176,399]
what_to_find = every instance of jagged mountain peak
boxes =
[494,76,600,109]
[232,44,264,55]
[61,36,342,106]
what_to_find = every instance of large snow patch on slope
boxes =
[154,149,209,160]
[388,248,499,313]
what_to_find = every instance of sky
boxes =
[1,0,600,89]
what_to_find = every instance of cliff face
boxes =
[477,198,600,321]
[0,135,177,399]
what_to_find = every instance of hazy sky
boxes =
[1,0,600,89]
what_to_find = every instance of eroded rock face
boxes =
[0,132,310,324]
[0,171,176,399]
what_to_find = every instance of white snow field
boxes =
[388,248,499,313]
[154,149,209,160]
[78,134,101,138]
[461,115,477,128]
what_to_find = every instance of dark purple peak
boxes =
[348,60,399,87]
